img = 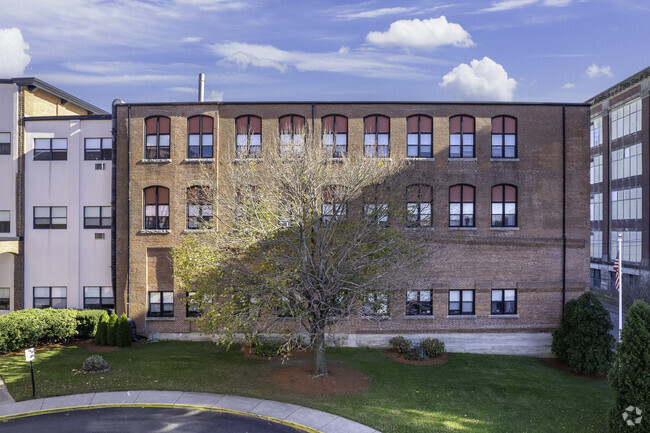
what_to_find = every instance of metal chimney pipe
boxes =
[198,73,205,102]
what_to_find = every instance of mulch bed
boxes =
[540,357,608,381]
[240,345,312,360]
[383,349,449,366]
[270,365,369,395]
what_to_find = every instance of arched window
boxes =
[235,115,262,158]
[407,115,432,158]
[144,186,170,230]
[279,114,305,155]
[321,115,347,157]
[145,116,170,159]
[321,185,348,223]
[449,184,475,227]
[449,115,475,158]
[188,115,213,159]
[492,116,517,158]
[406,184,432,227]
[187,186,212,229]
[492,184,517,227]
[364,115,390,157]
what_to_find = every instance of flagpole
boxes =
[618,233,623,342]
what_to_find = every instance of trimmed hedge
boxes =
[76,310,106,339]
[0,308,77,353]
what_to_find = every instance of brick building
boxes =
[587,67,650,297]
[114,101,589,355]
[0,78,108,315]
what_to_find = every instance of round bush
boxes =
[252,342,281,357]
[552,292,615,375]
[82,355,111,373]
[405,347,428,361]
[389,336,411,354]
[420,338,446,358]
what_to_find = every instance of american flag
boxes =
[613,258,621,292]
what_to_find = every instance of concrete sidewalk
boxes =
[0,390,380,433]
[0,377,15,405]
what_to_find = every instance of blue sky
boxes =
[0,0,648,111]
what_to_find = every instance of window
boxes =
[0,210,9,233]
[322,115,347,157]
[145,116,171,159]
[34,138,67,160]
[611,99,642,140]
[590,155,603,185]
[449,290,474,315]
[492,185,517,227]
[364,115,390,157]
[34,206,67,229]
[407,115,432,158]
[33,286,67,309]
[186,291,200,318]
[406,290,432,316]
[363,186,389,225]
[144,186,170,230]
[590,117,602,148]
[491,289,516,315]
[235,115,262,158]
[590,269,601,289]
[84,138,112,160]
[610,231,642,263]
[83,286,115,310]
[187,186,212,229]
[590,193,603,221]
[611,188,642,220]
[279,114,305,155]
[84,206,111,229]
[491,116,517,158]
[591,231,602,259]
[363,292,389,318]
[0,132,9,155]
[148,291,174,317]
[449,115,475,158]
[449,184,475,227]
[0,288,9,310]
[321,185,347,223]
[407,184,432,227]
[188,115,213,158]
[611,143,642,180]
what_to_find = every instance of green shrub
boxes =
[552,292,615,375]
[82,355,111,373]
[420,338,446,358]
[0,308,77,353]
[252,342,281,357]
[75,310,105,339]
[608,300,650,432]
[389,336,411,354]
[116,314,132,348]
[106,313,118,346]
[94,311,109,345]
[405,347,428,361]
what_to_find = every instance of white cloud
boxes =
[365,16,474,49]
[479,0,538,12]
[586,64,613,78]
[337,7,418,19]
[439,57,517,101]
[208,90,224,101]
[0,28,30,77]
[562,83,575,89]
[210,42,430,80]
[167,86,196,94]
[181,36,202,43]
[543,0,571,6]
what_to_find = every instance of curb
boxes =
[0,391,380,433]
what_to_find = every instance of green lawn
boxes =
[0,342,612,433]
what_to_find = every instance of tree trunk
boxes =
[313,329,328,377]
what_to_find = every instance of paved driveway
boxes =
[0,407,306,433]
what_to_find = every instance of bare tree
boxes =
[173,128,422,376]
